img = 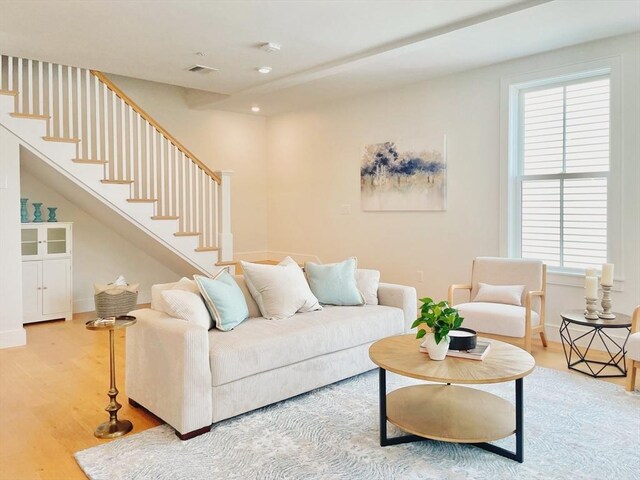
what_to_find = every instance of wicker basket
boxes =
[94,289,138,318]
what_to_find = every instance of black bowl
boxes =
[448,328,477,351]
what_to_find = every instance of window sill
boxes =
[547,270,624,292]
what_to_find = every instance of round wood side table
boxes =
[86,316,136,438]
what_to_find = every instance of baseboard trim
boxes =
[0,327,27,349]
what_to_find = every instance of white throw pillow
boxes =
[355,269,380,305]
[160,289,212,329]
[473,283,525,306]
[152,277,198,314]
[240,257,322,320]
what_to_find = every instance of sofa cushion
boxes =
[456,302,540,338]
[161,289,212,329]
[208,305,404,386]
[627,332,640,362]
[195,271,249,331]
[233,275,262,318]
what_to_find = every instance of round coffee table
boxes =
[369,334,535,463]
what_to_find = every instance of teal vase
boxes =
[20,198,29,223]
[32,203,43,223]
[47,207,58,222]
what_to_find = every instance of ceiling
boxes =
[0,0,638,115]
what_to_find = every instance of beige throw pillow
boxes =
[473,283,525,306]
[240,257,322,320]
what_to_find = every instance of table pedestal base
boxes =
[95,419,133,439]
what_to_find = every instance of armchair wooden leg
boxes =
[626,360,637,392]
[539,331,548,348]
[524,335,532,353]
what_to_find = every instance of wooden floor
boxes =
[0,314,629,480]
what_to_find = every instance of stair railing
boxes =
[0,54,227,256]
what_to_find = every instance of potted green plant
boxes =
[412,297,464,360]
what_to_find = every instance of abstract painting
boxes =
[360,136,446,211]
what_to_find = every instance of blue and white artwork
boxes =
[360,136,446,211]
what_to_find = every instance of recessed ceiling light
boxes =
[257,66,272,74]
[260,42,281,53]
[251,106,261,113]
[195,52,207,57]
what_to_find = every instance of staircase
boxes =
[0,55,232,275]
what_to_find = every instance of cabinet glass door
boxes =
[47,227,68,255]
[21,227,39,257]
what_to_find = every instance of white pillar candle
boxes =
[585,268,598,278]
[601,263,614,286]
[585,276,598,299]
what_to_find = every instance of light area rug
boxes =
[75,367,640,480]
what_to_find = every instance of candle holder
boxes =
[584,297,599,320]
[598,285,616,320]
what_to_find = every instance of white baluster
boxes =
[67,65,73,138]
[0,55,3,90]
[104,83,111,178]
[57,64,63,137]
[47,63,53,136]
[93,73,99,161]
[27,59,33,114]
[17,57,23,113]
[8,56,13,91]
[38,61,44,116]
[136,114,142,198]
[76,67,82,149]
[85,70,92,160]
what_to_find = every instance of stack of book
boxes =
[420,341,491,361]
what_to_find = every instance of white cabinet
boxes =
[21,223,72,323]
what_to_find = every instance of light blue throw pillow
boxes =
[305,257,364,306]
[194,270,249,331]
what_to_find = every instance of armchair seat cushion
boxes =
[208,305,404,387]
[456,302,540,338]
[627,332,640,362]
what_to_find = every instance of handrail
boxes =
[90,70,221,184]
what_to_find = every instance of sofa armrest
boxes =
[125,308,212,435]
[378,283,417,332]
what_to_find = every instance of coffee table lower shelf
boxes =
[379,369,524,462]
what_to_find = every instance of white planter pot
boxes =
[422,333,450,361]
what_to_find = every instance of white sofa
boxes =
[125,274,417,439]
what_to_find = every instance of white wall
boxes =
[0,126,26,348]
[20,168,181,312]
[105,74,269,259]
[267,33,640,343]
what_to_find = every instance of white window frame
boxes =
[500,57,624,289]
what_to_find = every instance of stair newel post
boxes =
[215,170,233,262]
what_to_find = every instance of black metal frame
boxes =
[378,368,524,463]
[559,318,631,378]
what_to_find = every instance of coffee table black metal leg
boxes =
[379,368,422,446]
[473,377,523,463]
[378,368,524,462]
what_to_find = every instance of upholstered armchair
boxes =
[626,306,640,391]
[448,257,547,353]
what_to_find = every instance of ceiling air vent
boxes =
[187,64,218,74]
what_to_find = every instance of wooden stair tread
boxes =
[42,136,80,143]
[127,198,157,203]
[101,179,133,185]
[174,232,200,237]
[0,89,18,96]
[10,112,50,120]
[195,246,220,252]
[73,158,106,164]
[151,215,179,220]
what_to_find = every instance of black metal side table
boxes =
[559,309,631,378]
